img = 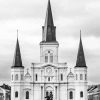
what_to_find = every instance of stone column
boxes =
[43,85,45,100]
[57,85,59,100]
[55,86,57,100]
[3,90,6,100]
[41,86,43,100]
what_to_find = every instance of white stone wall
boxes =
[11,64,87,100]
[59,84,67,100]
[74,67,87,100]
[11,68,24,100]
[30,64,73,100]
[33,84,41,100]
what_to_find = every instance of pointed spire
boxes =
[12,30,23,68]
[75,31,87,67]
[42,0,57,42]
[17,29,18,38]
[45,0,54,27]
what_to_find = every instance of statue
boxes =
[45,91,53,100]
[50,92,53,100]
[45,92,50,100]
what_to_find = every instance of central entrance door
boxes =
[45,87,53,100]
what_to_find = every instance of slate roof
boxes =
[75,32,87,67]
[12,38,24,68]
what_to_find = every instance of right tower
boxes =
[74,31,87,100]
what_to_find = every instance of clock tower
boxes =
[40,0,59,64]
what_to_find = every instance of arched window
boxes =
[50,53,53,63]
[45,54,48,63]
[15,91,18,98]
[85,74,87,80]
[80,91,83,98]
[26,91,29,99]
[48,77,50,81]
[76,74,78,80]
[69,91,73,99]
[21,74,23,80]
[80,74,83,80]
[35,74,38,81]
[12,75,13,80]
[61,74,63,81]
[15,74,18,80]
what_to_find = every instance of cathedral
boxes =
[11,0,88,100]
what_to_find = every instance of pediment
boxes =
[41,63,57,69]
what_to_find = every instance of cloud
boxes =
[0,0,100,84]
[0,0,46,20]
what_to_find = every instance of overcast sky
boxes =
[0,0,100,85]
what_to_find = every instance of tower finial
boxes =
[70,68,72,72]
[80,29,81,34]
[17,29,18,39]
[80,30,82,40]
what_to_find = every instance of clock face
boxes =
[46,67,52,74]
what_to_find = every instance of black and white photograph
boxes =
[0,0,100,100]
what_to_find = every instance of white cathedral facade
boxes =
[11,0,88,100]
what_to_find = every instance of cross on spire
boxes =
[70,68,72,72]
[17,29,18,39]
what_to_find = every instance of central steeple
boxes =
[40,0,59,63]
[45,0,54,27]
[42,0,56,42]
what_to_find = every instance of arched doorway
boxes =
[45,87,53,100]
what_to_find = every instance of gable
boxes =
[41,64,57,69]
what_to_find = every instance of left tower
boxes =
[11,37,24,100]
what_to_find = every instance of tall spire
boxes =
[45,0,54,27]
[42,0,56,42]
[12,31,23,68]
[75,31,86,67]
